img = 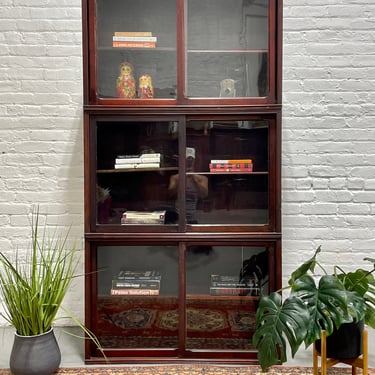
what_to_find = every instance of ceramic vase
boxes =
[10,328,61,375]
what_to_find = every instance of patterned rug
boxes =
[0,366,374,374]
[98,296,257,350]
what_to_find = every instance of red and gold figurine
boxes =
[138,73,154,99]
[116,62,136,98]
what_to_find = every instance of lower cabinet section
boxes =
[85,241,280,363]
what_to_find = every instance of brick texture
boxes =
[282,0,375,279]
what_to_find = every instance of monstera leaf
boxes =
[337,265,375,329]
[365,283,375,328]
[291,274,359,346]
[288,246,321,285]
[253,292,309,372]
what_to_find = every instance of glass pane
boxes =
[185,120,269,225]
[96,0,177,99]
[186,245,269,350]
[96,120,179,225]
[97,245,179,349]
[187,0,269,98]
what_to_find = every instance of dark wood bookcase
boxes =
[82,0,282,364]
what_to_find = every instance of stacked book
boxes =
[210,274,259,296]
[112,31,157,49]
[111,270,161,295]
[209,159,253,172]
[114,153,161,169]
[121,210,166,225]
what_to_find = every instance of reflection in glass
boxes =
[187,0,269,98]
[185,245,269,350]
[96,0,177,99]
[95,121,179,225]
[186,120,269,225]
[168,147,209,224]
[96,245,179,349]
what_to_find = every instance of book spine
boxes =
[210,163,252,168]
[115,158,142,164]
[210,159,253,164]
[112,281,160,289]
[209,169,253,173]
[211,282,252,287]
[209,287,257,296]
[116,276,162,281]
[112,41,156,48]
[141,153,161,158]
[114,31,153,37]
[114,163,160,169]
[110,289,160,295]
[113,36,157,42]
[211,275,239,283]
[115,158,160,164]
[121,211,165,224]
[116,154,140,159]
[117,270,161,278]
[140,157,161,163]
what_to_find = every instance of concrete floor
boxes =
[1,326,374,369]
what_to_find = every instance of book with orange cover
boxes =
[114,31,153,37]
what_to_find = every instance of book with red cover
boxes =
[209,163,253,172]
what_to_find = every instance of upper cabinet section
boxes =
[82,0,282,105]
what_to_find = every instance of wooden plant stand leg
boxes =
[313,330,368,375]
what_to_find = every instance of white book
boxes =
[112,36,157,42]
[140,157,160,163]
[116,157,160,164]
[115,157,142,164]
[115,163,160,169]
[141,153,161,159]
[134,163,160,168]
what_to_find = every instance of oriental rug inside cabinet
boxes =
[82,0,282,364]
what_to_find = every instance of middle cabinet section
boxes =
[87,114,278,233]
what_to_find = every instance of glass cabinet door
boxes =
[185,119,270,226]
[96,245,179,349]
[185,244,271,350]
[95,0,177,100]
[186,0,269,98]
[93,118,180,227]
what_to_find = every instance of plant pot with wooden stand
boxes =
[253,246,375,373]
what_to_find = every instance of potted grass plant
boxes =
[253,246,375,372]
[0,208,102,375]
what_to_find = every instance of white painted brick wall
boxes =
[0,0,374,330]
[282,0,375,279]
[0,0,84,323]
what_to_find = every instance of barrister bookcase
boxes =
[82,0,282,364]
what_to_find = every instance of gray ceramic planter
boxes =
[10,328,61,375]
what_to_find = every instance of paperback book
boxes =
[121,210,166,224]
[111,270,162,296]
[210,274,260,296]
[117,270,162,280]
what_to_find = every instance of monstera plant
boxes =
[253,246,375,372]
